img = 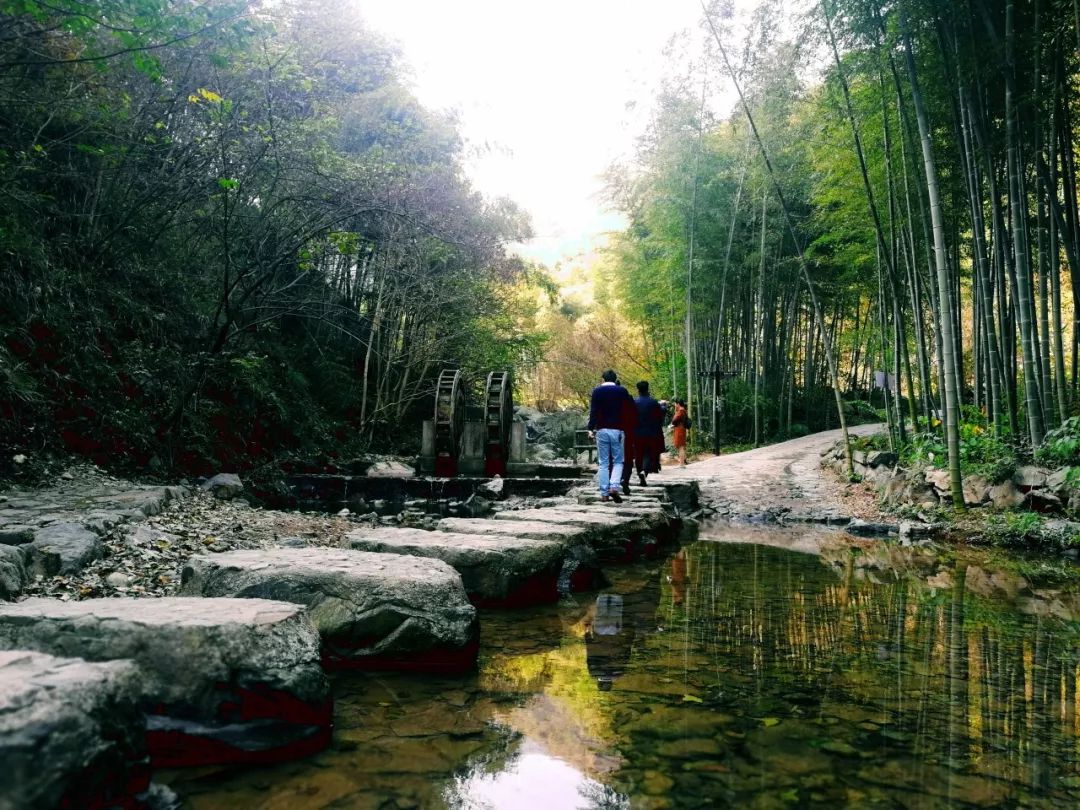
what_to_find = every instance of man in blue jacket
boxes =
[587,369,633,503]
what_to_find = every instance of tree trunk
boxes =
[902,10,965,508]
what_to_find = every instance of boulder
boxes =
[0,525,33,545]
[0,597,330,767]
[345,526,598,607]
[989,481,1025,510]
[906,482,940,508]
[477,476,507,500]
[27,522,101,575]
[881,475,908,506]
[1013,465,1048,492]
[898,521,936,540]
[0,546,27,601]
[924,468,951,495]
[1046,467,1073,495]
[449,493,493,518]
[865,450,898,468]
[366,460,415,478]
[92,485,187,517]
[0,651,149,810]
[201,473,244,500]
[846,519,899,537]
[962,474,991,507]
[1027,489,1063,513]
[181,549,477,673]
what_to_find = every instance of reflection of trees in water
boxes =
[655,541,1080,790]
[578,780,631,809]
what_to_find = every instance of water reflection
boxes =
[165,529,1080,808]
[444,741,626,809]
[585,576,661,691]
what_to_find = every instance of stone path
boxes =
[653,424,882,523]
[0,467,189,598]
[343,526,592,608]
[0,461,692,793]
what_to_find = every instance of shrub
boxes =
[1036,416,1080,467]
[980,511,1043,546]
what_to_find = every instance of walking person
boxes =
[671,398,689,467]
[588,369,633,503]
[615,377,637,496]
[632,381,665,485]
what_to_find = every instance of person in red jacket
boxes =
[670,398,689,466]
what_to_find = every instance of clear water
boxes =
[165,525,1080,808]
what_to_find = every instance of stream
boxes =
[164,521,1080,808]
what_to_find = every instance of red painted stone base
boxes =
[147,725,331,768]
[145,683,333,768]
[470,570,560,609]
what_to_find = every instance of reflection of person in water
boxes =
[670,549,687,606]
[584,580,661,691]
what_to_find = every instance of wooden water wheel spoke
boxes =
[433,369,465,475]
[483,371,513,475]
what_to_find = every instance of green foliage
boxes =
[1035,417,1080,467]
[980,511,1044,546]
[0,0,535,474]
[899,423,1017,483]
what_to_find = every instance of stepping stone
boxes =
[181,548,478,673]
[562,502,665,520]
[492,508,672,562]
[0,597,330,768]
[0,650,150,810]
[493,507,652,533]
[438,517,590,545]
[344,527,601,608]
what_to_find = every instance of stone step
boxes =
[437,517,590,545]
[0,597,330,768]
[493,507,653,532]
[0,650,152,810]
[181,548,478,673]
[491,507,674,562]
[561,502,666,520]
[344,527,602,608]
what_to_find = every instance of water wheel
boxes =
[433,368,465,476]
[483,371,513,476]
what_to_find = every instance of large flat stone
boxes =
[560,502,666,521]
[0,650,149,810]
[492,507,675,562]
[344,527,599,607]
[438,517,590,544]
[26,522,102,575]
[0,597,330,767]
[181,548,478,672]
[493,507,651,532]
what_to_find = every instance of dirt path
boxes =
[654,424,883,523]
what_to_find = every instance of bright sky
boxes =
[359,0,710,266]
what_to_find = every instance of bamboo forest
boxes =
[4,1,1080,809]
